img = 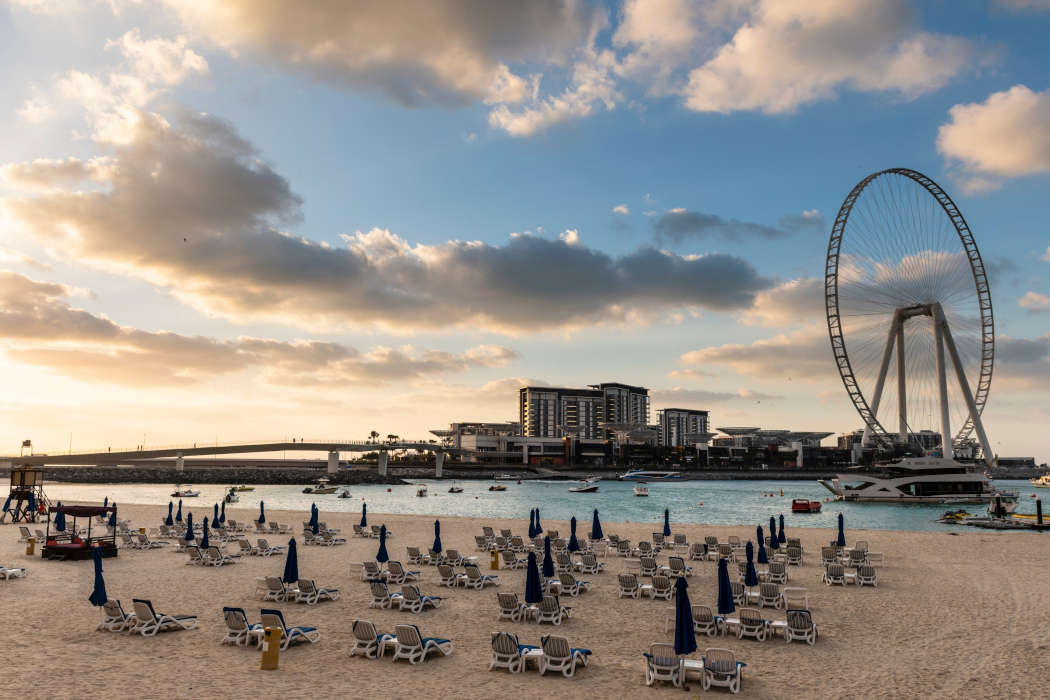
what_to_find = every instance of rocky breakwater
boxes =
[0,464,407,485]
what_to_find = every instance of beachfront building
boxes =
[657,408,711,447]
[519,382,649,440]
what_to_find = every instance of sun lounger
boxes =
[204,546,237,566]
[296,579,340,605]
[399,585,441,613]
[866,551,885,567]
[351,619,394,658]
[475,535,490,552]
[756,582,781,609]
[262,576,298,602]
[539,634,591,677]
[717,543,735,563]
[767,561,788,584]
[222,607,263,647]
[668,557,693,578]
[406,547,430,565]
[555,552,573,573]
[490,632,538,673]
[131,599,198,636]
[702,648,745,694]
[734,607,768,641]
[98,600,135,632]
[575,554,604,574]
[369,581,403,609]
[186,546,205,565]
[386,561,420,584]
[821,547,838,566]
[557,573,589,597]
[464,564,500,589]
[822,563,848,586]
[497,592,529,622]
[672,533,689,552]
[259,608,320,649]
[650,575,673,600]
[688,542,707,561]
[535,595,571,625]
[856,565,877,587]
[236,539,257,556]
[639,556,658,577]
[618,573,641,598]
[18,527,32,542]
[781,587,808,610]
[783,608,818,645]
[616,540,632,557]
[256,539,285,557]
[384,624,453,664]
[644,642,682,687]
[320,531,346,546]
[692,604,721,637]
[502,551,527,569]
[785,546,803,566]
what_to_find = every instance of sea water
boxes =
[42,479,1040,533]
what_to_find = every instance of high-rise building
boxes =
[657,408,710,447]
[519,382,650,439]
[592,383,650,433]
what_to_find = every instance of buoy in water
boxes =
[697,502,703,506]
[780,489,784,496]
[387,488,391,493]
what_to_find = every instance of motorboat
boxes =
[493,473,516,481]
[232,485,254,492]
[819,456,1018,509]
[791,499,822,513]
[488,483,507,492]
[448,481,463,494]
[303,478,338,495]
[416,484,428,497]
[1030,474,1050,488]
[171,484,200,497]
[568,481,599,493]
[224,488,239,504]
[619,470,681,481]
[337,489,352,499]
[633,485,649,497]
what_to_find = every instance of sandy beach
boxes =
[4,503,1050,699]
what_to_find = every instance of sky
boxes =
[0,0,1047,462]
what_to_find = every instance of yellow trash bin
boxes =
[139,527,146,535]
[261,627,281,670]
[490,550,499,570]
[26,537,36,556]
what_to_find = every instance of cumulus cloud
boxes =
[740,278,825,327]
[0,271,516,387]
[937,85,1050,192]
[2,110,772,333]
[168,0,602,109]
[1019,291,1050,311]
[17,95,54,123]
[613,204,630,215]
[682,0,976,114]
[995,334,1050,389]
[1043,247,1050,262]
[652,207,818,243]
[681,326,834,382]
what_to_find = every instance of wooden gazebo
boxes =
[43,504,118,561]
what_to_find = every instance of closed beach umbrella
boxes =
[524,551,543,605]
[528,509,536,539]
[312,520,319,535]
[673,576,697,657]
[282,538,299,584]
[108,506,117,527]
[308,504,318,528]
[219,501,226,524]
[768,516,779,550]
[716,557,735,615]
[663,508,671,537]
[744,541,758,589]
[103,496,108,508]
[591,508,603,540]
[837,512,846,547]
[433,520,442,554]
[88,546,108,607]
[28,492,36,514]
[54,503,66,532]
[165,502,174,526]
[778,514,786,544]
[175,500,183,523]
[184,512,194,541]
[376,524,389,563]
[257,501,266,524]
[535,509,543,535]
[568,516,580,552]
[756,525,768,564]
[2,493,11,515]
[213,503,219,523]
[360,503,367,528]
[542,536,555,578]
[200,516,210,549]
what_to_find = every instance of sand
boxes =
[4,502,1050,699]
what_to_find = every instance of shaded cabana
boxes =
[43,504,118,560]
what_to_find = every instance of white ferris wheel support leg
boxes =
[896,322,907,441]
[933,313,952,458]
[934,304,997,466]
[861,311,901,448]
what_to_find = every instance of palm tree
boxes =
[368,430,379,444]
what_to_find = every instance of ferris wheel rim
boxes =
[824,167,995,448]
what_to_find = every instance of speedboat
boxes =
[819,456,1018,509]
[488,483,507,492]
[337,489,352,499]
[493,473,516,481]
[1030,474,1050,488]
[171,484,200,497]
[448,481,463,494]
[633,485,649,497]
[416,484,428,497]
[568,481,599,493]
[791,499,822,513]
[303,478,338,495]
[224,488,239,504]
[619,470,681,481]
[232,485,254,492]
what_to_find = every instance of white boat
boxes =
[619,470,681,481]
[488,483,507,492]
[819,456,1018,509]
[447,481,463,494]
[493,473,516,481]
[568,481,599,493]
[303,478,337,494]
[224,488,239,504]
[416,484,428,497]
[171,484,200,497]
[337,489,352,499]
[1029,474,1050,488]
[633,485,649,497]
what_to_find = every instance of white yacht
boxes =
[1029,474,1050,488]
[819,456,1017,509]
[618,470,681,481]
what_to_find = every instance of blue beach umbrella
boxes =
[257,501,266,524]
[528,509,536,539]
[591,508,603,540]
[673,576,697,657]
[663,509,671,537]
[103,496,108,508]
[88,546,108,607]
[768,516,779,550]
[542,536,555,578]
[308,504,318,528]
[837,512,846,547]
[219,501,226,524]
[108,507,116,527]
[54,503,66,532]
[524,551,543,605]
[184,512,194,541]
[433,520,442,554]
[175,500,183,523]
[360,503,367,528]
[535,509,543,535]
[716,558,735,615]
[2,493,11,515]
[200,516,210,549]
[568,516,580,552]
[778,514,786,544]
[756,526,768,564]
[312,520,319,535]
[744,541,759,589]
[213,503,219,523]
[282,538,299,584]
[28,492,36,515]
[165,502,174,526]
[376,525,389,563]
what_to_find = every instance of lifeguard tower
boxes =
[6,466,49,523]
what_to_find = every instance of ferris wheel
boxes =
[824,168,995,460]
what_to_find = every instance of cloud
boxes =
[681,326,834,382]
[0,248,51,271]
[613,204,630,215]
[168,0,602,109]
[740,278,825,327]
[938,85,1050,192]
[1043,247,1050,262]
[2,157,115,190]
[651,387,782,405]
[559,229,580,246]
[666,368,708,380]
[1019,291,1050,311]
[652,207,818,243]
[0,271,516,387]
[681,0,977,114]
[17,96,54,123]
[995,334,1050,389]
[3,110,773,334]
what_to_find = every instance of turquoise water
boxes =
[44,479,1042,532]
